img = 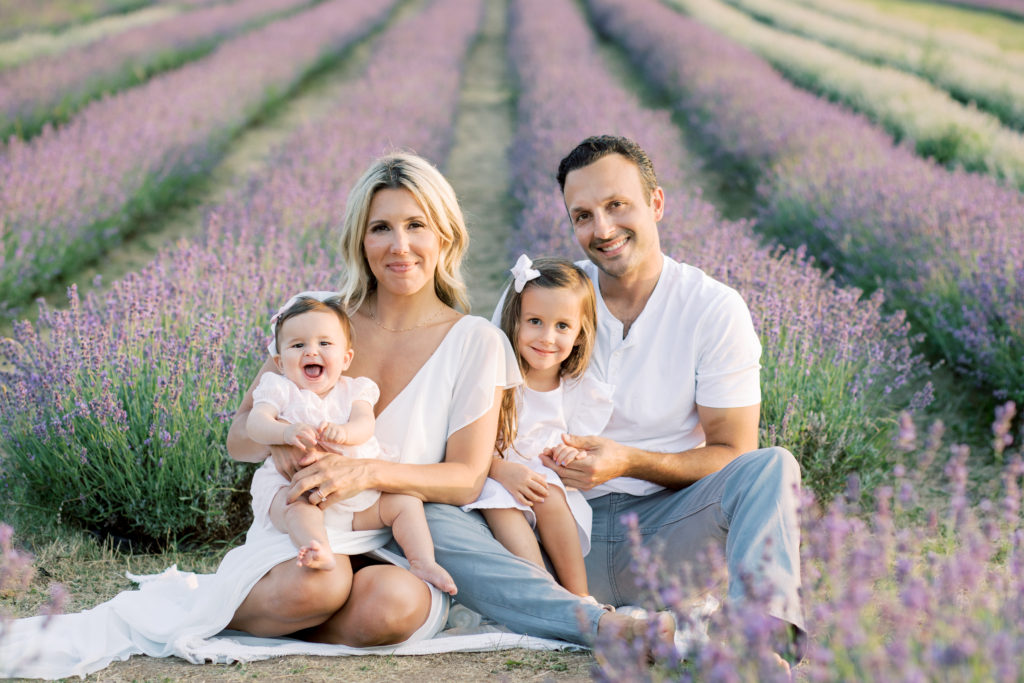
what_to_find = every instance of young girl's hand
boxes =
[317,421,349,445]
[492,458,549,506]
[283,423,319,451]
[548,442,583,466]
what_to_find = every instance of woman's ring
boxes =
[312,487,325,503]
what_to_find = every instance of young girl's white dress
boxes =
[461,373,613,555]
[249,372,397,534]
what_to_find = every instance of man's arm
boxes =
[542,403,760,490]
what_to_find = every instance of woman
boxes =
[0,154,640,681]
[225,152,630,646]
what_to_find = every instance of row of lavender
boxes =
[0,0,145,40]
[933,0,1024,19]
[0,0,484,545]
[0,0,316,141]
[506,0,928,498]
[587,0,1024,405]
[0,0,394,318]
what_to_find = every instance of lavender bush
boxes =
[0,0,395,318]
[587,0,1024,405]
[0,0,147,41]
[724,0,1024,131]
[593,405,1024,681]
[506,0,929,497]
[0,0,483,545]
[0,0,317,141]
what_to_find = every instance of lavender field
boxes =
[1,0,1022,679]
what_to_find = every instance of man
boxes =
[542,135,804,656]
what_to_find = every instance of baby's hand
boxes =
[283,423,319,451]
[549,443,583,466]
[317,421,349,445]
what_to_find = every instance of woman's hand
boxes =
[287,453,376,507]
[270,444,323,480]
[490,458,548,506]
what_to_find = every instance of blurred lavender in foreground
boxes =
[0,524,67,669]
[593,405,1024,681]
[588,0,1024,404]
[507,0,929,497]
[0,0,482,545]
[0,0,145,41]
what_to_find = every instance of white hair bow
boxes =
[511,254,541,293]
[267,290,339,355]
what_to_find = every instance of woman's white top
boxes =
[462,373,613,555]
[0,316,520,680]
[250,373,391,519]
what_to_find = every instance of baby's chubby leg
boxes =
[269,488,337,571]
[354,494,457,595]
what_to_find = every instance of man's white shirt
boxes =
[491,253,761,500]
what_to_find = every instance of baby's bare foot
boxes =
[296,539,336,571]
[408,558,458,595]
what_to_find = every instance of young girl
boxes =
[247,291,457,595]
[463,256,612,599]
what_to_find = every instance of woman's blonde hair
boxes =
[494,257,597,456]
[337,153,470,313]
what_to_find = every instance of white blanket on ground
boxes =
[0,539,582,681]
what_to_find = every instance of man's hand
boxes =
[491,459,549,506]
[270,443,323,480]
[540,433,630,490]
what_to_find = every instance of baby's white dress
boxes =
[0,316,520,680]
[249,372,396,534]
[461,373,613,555]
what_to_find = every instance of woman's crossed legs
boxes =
[228,556,431,647]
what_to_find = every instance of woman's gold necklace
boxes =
[369,300,446,332]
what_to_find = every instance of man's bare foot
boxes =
[296,539,337,570]
[408,558,458,595]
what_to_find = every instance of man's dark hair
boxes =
[556,135,659,202]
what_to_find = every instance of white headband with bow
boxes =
[511,254,541,293]
[267,290,339,355]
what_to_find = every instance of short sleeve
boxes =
[563,372,615,436]
[447,318,522,438]
[695,289,762,408]
[349,376,380,406]
[252,372,294,414]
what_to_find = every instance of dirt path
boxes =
[445,0,518,317]
[587,7,756,221]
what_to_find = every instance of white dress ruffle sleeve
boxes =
[0,317,522,680]
[461,372,613,556]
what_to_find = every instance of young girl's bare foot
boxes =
[296,539,337,571]
[408,558,458,595]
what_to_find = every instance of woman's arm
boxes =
[289,388,502,507]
